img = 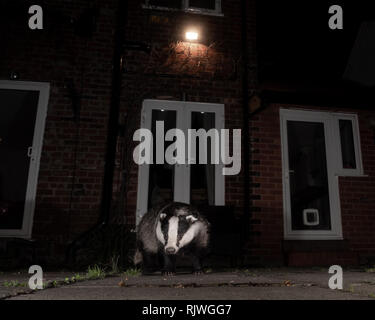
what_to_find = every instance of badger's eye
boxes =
[159,213,167,221]
[186,215,198,223]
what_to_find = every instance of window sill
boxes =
[142,5,224,17]
[335,173,369,178]
[283,240,350,252]
[284,233,343,241]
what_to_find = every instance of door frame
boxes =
[136,99,225,224]
[0,80,50,238]
[280,108,343,240]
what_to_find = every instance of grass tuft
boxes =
[123,268,141,277]
[86,265,107,280]
[3,280,27,288]
[109,255,121,274]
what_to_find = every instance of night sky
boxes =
[257,0,374,87]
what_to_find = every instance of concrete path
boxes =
[1,268,375,300]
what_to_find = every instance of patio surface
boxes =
[1,268,374,300]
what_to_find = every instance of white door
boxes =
[280,109,343,240]
[0,81,50,238]
[136,99,225,223]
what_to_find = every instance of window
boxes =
[339,120,356,169]
[188,0,218,11]
[136,100,225,224]
[0,80,50,238]
[190,111,216,206]
[148,0,181,9]
[143,0,222,15]
[333,114,363,176]
[280,109,364,240]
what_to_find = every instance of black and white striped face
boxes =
[156,213,199,255]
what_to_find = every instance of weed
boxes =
[3,280,27,288]
[86,265,106,280]
[109,255,121,274]
[72,273,84,281]
[51,280,58,287]
[64,277,71,284]
[242,269,257,276]
[123,268,141,277]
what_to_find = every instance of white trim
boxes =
[280,108,343,240]
[175,103,189,204]
[185,0,222,15]
[142,0,223,16]
[332,113,364,177]
[0,80,50,238]
[136,99,225,224]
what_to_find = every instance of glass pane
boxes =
[339,120,357,169]
[287,121,331,230]
[148,110,176,208]
[0,89,39,229]
[190,112,215,206]
[189,0,216,10]
[148,0,182,9]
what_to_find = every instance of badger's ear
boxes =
[186,215,198,223]
[159,213,167,221]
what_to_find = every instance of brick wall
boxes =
[113,0,257,227]
[0,0,116,261]
[2,1,374,267]
[340,108,375,264]
[0,0,257,264]
[247,106,284,265]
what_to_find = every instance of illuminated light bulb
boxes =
[185,31,198,41]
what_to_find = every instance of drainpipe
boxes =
[100,0,127,225]
[65,0,127,264]
[240,0,251,239]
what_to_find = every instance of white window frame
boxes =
[0,80,50,238]
[332,113,364,177]
[280,109,344,240]
[185,0,222,15]
[136,99,225,224]
[143,0,223,16]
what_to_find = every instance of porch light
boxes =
[185,30,199,41]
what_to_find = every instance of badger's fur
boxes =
[134,202,210,275]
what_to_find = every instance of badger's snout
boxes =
[157,213,202,256]
[165,247,176,255]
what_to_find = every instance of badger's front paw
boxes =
[162,271,176,276]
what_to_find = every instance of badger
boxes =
[134,202,210,275]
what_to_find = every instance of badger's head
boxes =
[156,211,199,255]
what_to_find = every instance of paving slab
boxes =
[0,271,78,299]
[2,268,374,300]
[9,281,366,300]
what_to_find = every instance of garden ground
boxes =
[1,267,374,300]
